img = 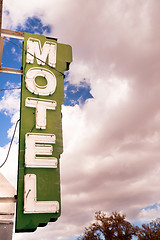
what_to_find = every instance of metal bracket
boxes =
[1,29,24,40]
[0,67,22,75]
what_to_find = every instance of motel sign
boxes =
[16,32,72,232]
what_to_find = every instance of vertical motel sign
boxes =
[16,32,72,232]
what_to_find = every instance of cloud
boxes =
[0,87,20,191]
[1,0,160,239]
[0,87,20,141]
[0,88,20,117]
[0,142,18,188]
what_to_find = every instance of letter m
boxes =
[26,38,57,67]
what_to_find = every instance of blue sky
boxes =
[1,1,160,240]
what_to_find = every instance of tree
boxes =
[136,218,160,240]
[78,211,137,240]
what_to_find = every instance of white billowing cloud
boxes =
[1,0,160,239]
[0,88,20,117]
[0,142,18,188]
[67,61,91,86]
[138,202,160,223]
[0,88,20,187]
[0,88,20,140]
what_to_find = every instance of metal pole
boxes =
[0,2,15,239]
[0,4,13,237]
[0,0,3,35]
[0,0,4,67]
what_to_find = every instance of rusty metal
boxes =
[1,29,24,39]
[0,0,3,36]
[0,36,3,67]
[0,67,23,74]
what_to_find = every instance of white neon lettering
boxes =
[25,133,57,168]
[24,174,59,213]
[26,38,57,67]
[25,97,57,129]
[25,67,57,96]
[23,36,61,215]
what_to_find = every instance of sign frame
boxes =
[15,32,72,232]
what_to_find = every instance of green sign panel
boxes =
[16,32,72,232]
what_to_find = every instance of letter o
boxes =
[25,67,56,96]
